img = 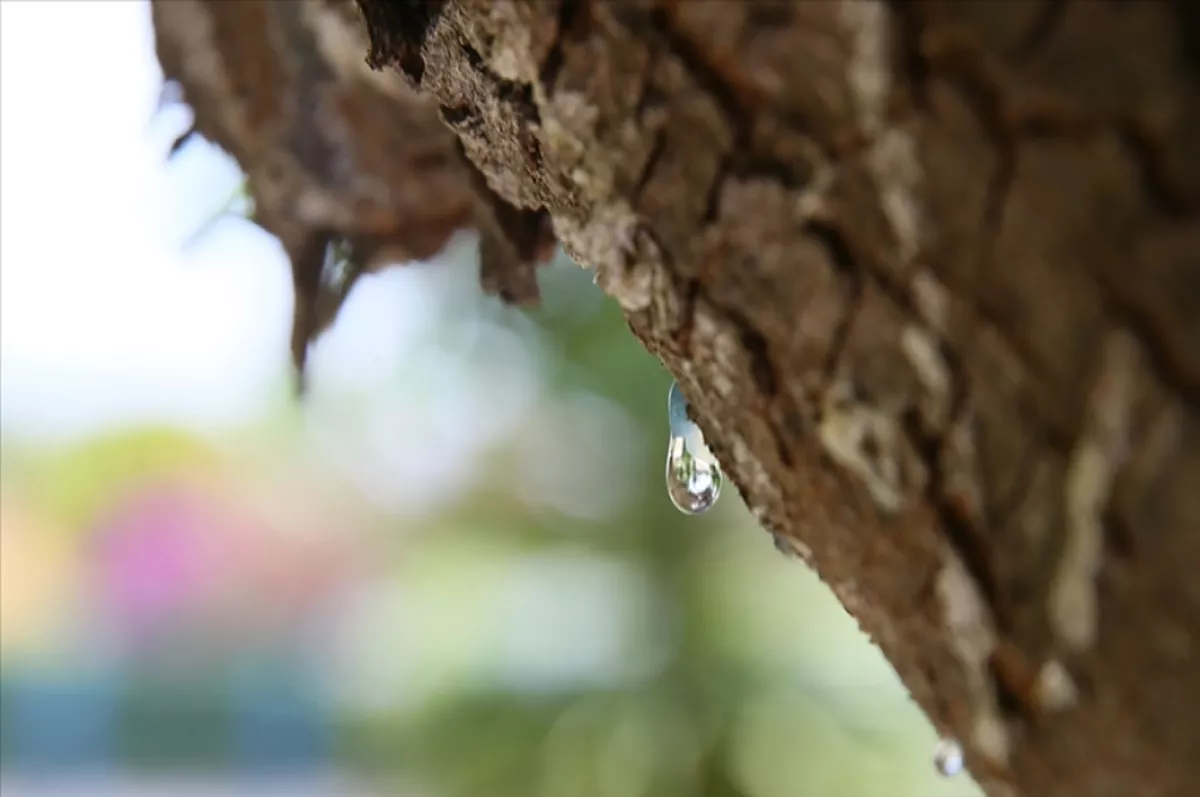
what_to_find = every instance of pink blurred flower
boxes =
[89,483,225,639]
[87,472,368,653]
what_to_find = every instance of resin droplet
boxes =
[665,381,723,514]
[933,737,963,777]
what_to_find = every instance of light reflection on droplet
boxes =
[665,381,723,515]
[933,737,964,777]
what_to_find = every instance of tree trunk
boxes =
[156,1,1200,795]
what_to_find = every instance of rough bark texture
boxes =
[353,2,1200,795]
[156,1,1200,795]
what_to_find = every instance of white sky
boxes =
[0,1,441,442]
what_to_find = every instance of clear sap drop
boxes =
[933,737,964,777]
[665,381,723,515]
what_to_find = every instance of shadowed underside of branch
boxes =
[154,1,1200,795]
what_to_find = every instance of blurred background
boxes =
[0,3,982,796]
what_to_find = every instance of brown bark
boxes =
[158,1,1200,795]
[356,2,1200,795]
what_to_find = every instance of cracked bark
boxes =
[166,0,1200,794]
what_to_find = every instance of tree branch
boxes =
[360,1,1200,793]
[156,1,1200,794]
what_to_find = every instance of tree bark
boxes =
[359,2,1200,794]
[160,1,1200,795]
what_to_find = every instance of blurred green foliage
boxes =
[6,427,220,534]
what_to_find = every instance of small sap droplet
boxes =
[321,239,352,292]
[666,436,722,514]
[933,737,964,777]
[665,381,723,515]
